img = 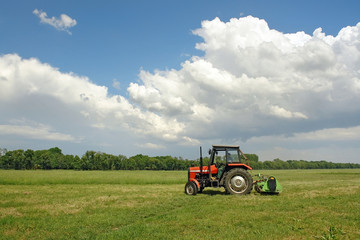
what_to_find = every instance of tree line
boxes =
[0,147,359,170]
[0,147,196,170]
[248,158,360,170]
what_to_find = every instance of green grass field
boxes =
[1,169,360,239]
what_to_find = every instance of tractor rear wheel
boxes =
[184,181,198,195]
[224,168,253,195]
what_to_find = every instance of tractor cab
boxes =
[211,146,243,177]
[210,145,242,163]
[185,145,253,195]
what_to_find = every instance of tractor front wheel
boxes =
[224,168,253,195]
[184,181,198,195]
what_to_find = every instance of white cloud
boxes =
[181,136,201,146]
[112,79,121,90]
[0,53,184,144]
[269,105,308,119]
[33,9,77,35]
[247,126,360,161]
[138,143,165,149]
[129,16,360,141]
[249,126,360,143]
[295,126,360,141]
[0,123,75,142]
[1,16,360,162]
[254,146,359,162]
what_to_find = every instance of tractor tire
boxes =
[184,181,198,195]
[224,168,253,195]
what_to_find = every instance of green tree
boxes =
[0,150,17,169]
[72,155,83,170]
[114,155,127,170]
[62,155,75,169]
[121,157,137,170]
[24,149,34,169]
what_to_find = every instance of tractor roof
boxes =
[212,145,240,150]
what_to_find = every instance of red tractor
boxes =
[185,145,253,195]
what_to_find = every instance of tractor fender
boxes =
[227,163,252,170]
[189,178,200,190]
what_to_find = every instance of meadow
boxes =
[0,169,359,239]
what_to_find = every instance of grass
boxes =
[0,170,185,185]
[1,169,360,239]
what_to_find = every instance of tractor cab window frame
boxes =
[225,148,241,163]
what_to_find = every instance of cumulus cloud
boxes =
[33,9,77,34]
[129,16,360,142]
[1,16,360,161]
[0,123,75,141]
[0,53,184,145]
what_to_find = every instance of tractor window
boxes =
[214,149,241,163]
[226,149,240,163]
[213,152,225,166]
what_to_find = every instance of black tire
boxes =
[184,181,198,195]
[224,168,253,195]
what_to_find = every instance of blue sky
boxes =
[2,1,358,95]
[1,1,360,162]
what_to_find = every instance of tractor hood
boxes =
[188,165,218,180]
[189,165,218,174]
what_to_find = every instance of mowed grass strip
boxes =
[0,170,185,185]
[0,169,360,239]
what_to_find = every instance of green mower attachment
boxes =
[253,174,282,194]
